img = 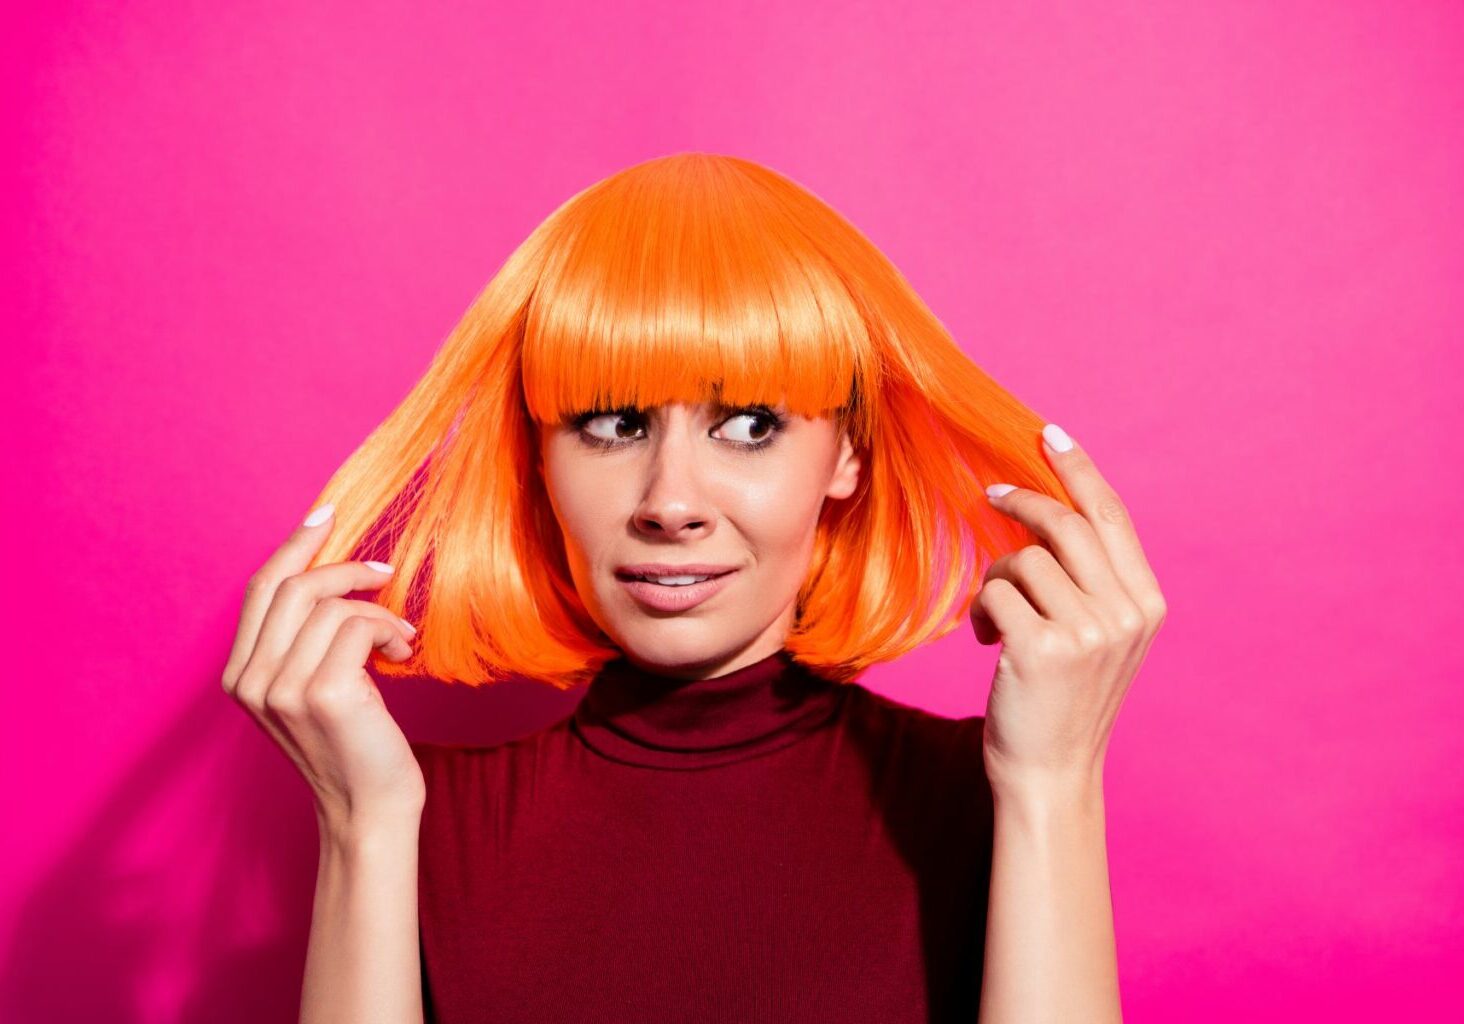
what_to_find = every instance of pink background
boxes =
[7,2,1462,1020]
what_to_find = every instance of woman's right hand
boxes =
[221,503,425,835]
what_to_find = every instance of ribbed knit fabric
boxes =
[411,647,995,1023]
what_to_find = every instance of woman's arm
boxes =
[219,506,430,1023]
[972,424,1167,1022]
[300,811,426,1024]
[978,775,1121,1024]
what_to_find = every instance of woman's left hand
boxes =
[971,423,1167,800]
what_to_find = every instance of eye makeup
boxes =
[569,404,788,454]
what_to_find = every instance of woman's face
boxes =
[538,400,862,680]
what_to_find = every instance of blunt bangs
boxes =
[521,155,874,446]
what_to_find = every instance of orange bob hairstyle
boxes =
[304,152,1069,690]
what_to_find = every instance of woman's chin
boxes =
[611,623,726,670]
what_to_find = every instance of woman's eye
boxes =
[572,406,785,451]
[580,412,644,444]
[716,412,777,445]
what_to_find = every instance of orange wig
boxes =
[304,153,1069,689]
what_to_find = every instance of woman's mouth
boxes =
[615,568,738,612]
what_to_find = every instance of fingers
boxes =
[241,557,406,699]
[971,606,1000,645]
[983,545,1090,622]
[970,543,1095,646]
[222,502,340,695]
[264,598,415,728]
[981,425,1167,640]
[984,483,1124,599]
[220,503,429,826]
[222,501,413,766]
[308,615,415,730]
[1033,424,1163,608]
[971,576,1044,646]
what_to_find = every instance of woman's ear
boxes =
[826,431,862,501]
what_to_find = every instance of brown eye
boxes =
[579,411,645,445]
[716,411,775,444]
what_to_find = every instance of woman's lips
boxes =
[617,569,738,613]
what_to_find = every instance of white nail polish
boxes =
[365,560,395,573]
[303,503,334,527]
[1042,423,1074,453]
[986,483,1017,499]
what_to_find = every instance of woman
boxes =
[222,153,1166,1023]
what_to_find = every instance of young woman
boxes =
[222,153,1166,1023]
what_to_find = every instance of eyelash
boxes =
[570,405,788,454]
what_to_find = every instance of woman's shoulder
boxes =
[837,683,992,807]
[839,681,986,749]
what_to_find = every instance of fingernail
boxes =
[365,560,395,573]
[986,483,1017,499]
[397,616,417,636]
[302,503,335,527]
[1042,423,1074,453]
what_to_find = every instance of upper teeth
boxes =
[640,574,713,585]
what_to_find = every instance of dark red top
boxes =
[411,647,994,1022]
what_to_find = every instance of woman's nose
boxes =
[631,428,716,537]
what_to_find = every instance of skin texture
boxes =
[536,399,862,681]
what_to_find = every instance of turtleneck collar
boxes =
[570,647,847,770]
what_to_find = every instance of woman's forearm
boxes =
[977,777,1122,1024]
[300,813,426,1024]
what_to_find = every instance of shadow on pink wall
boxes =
[0,594,580,1023]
